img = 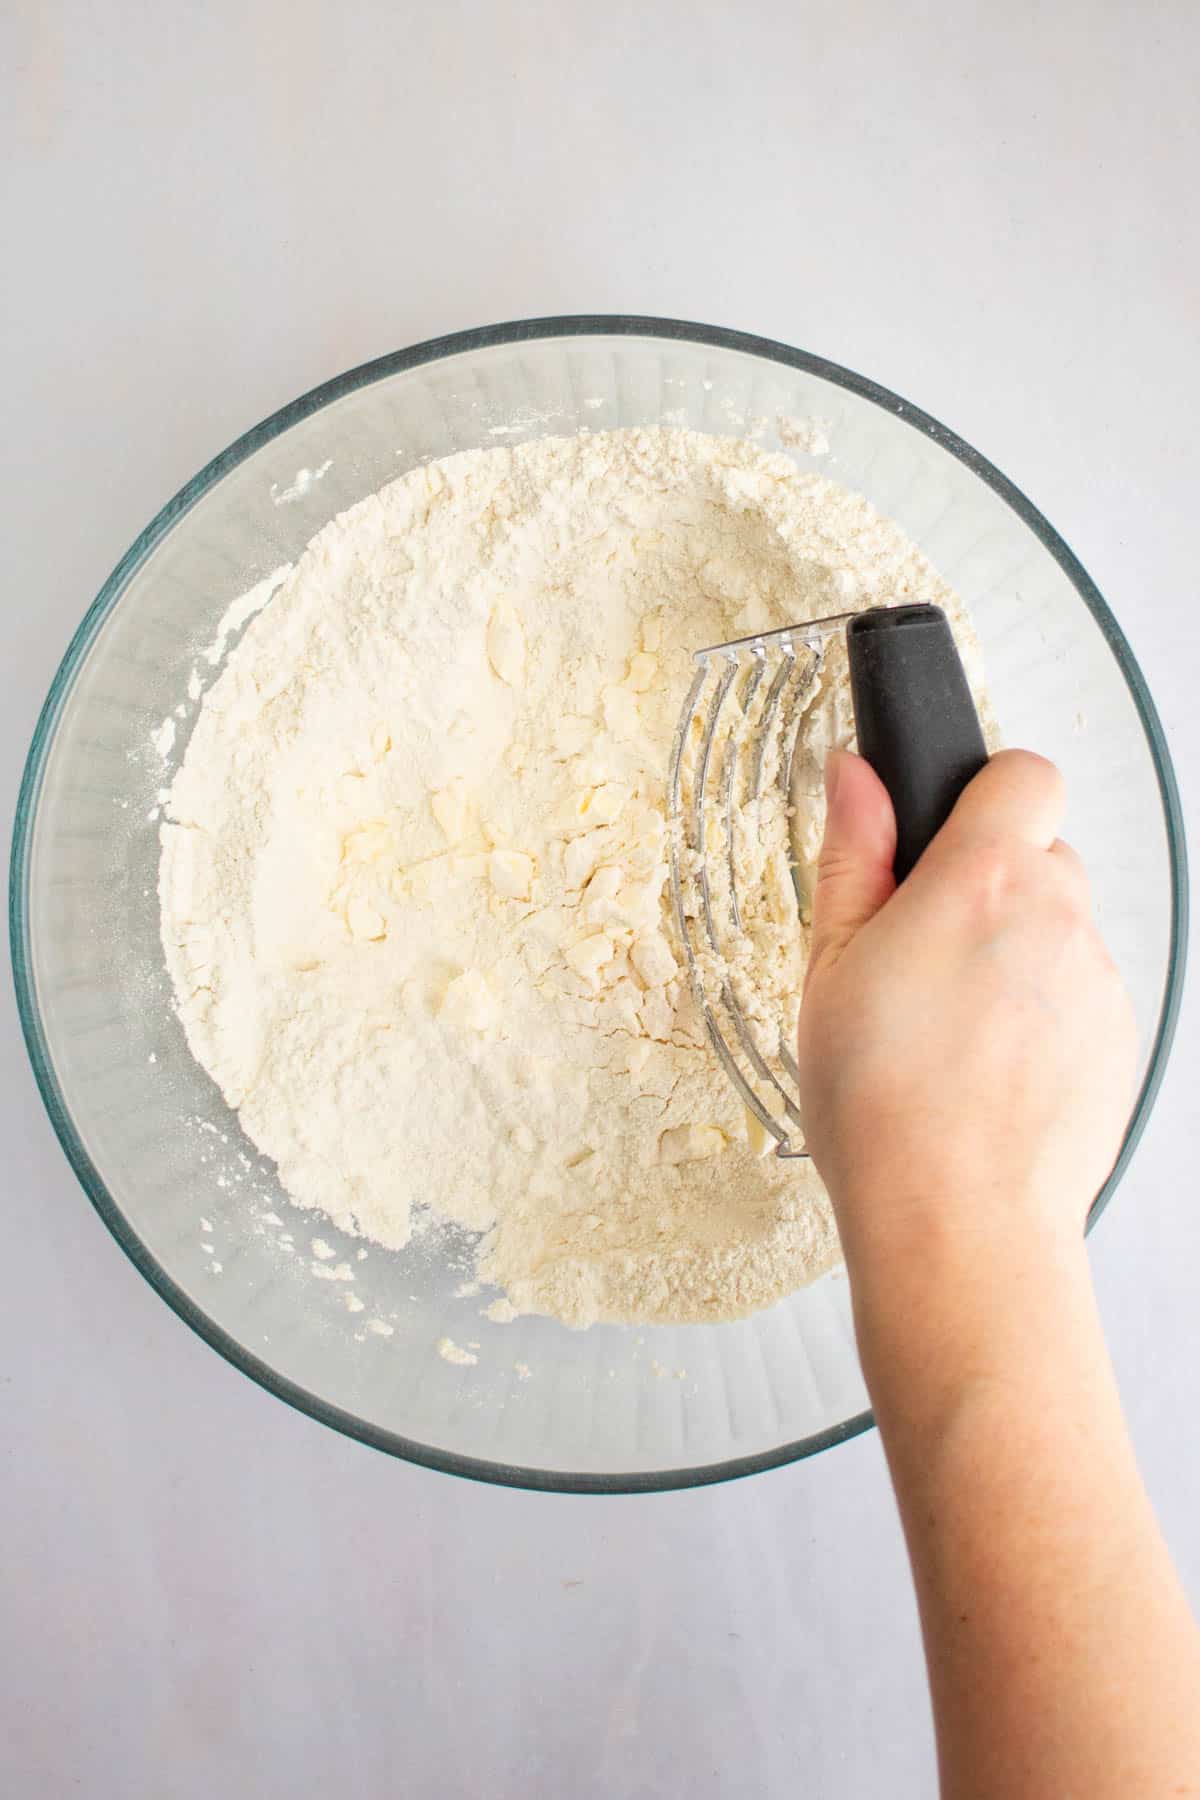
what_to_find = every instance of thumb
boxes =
[807,751,897,977]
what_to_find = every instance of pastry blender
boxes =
[667,603,987,1157]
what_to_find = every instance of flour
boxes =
[199,564,291,668]
[160,428,979,1328]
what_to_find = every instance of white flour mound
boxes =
[160,428,975,1327]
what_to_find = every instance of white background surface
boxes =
[4,3,1197,1793]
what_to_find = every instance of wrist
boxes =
[833,1176,1093,1399]
[828,1158,1088,1282]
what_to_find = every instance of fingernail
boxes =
[824,752,844,807]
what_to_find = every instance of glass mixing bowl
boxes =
[10,318,1188,1492]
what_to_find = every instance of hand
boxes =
[796,749,1137,1269]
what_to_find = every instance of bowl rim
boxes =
[9,313,1190,1495]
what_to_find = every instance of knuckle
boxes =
[816,843,859,884]
[1046,891,1090,938]
[952,840,1023,911]
[1029,753,1066,806]
[949,837,1096,934]
[1051,842,1092,903]
[993,747,1064,802]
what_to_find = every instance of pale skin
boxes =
[796,747,1200,1799]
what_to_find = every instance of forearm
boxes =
[844,1203,1200,1799]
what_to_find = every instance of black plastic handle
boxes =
[846,604,988,881]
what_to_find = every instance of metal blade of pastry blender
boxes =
[667,603,987,1160]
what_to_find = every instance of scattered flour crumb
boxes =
[777,414,832,455]
[151,717,176,758]
[311,1238,336,1260]
[272,460,333,505]
[310,1260,354,1282]
[344,1293,365,1313]
[514,1362,532,1380]
[366,1318,394,1337]
[437,1336,478,1366]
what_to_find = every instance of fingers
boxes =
[807,750,897,978]
[1049,837,1091,906]
[808,748,1075,978]
[939,749,1066,851]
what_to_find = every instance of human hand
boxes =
[796,749,1137,1270]
[799,753,1200,1800]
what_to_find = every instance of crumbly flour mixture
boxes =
[160,428,971,1327]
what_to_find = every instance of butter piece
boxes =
[638,986,674,1040]
[744,1107,777,1158]
[576,782,631,827]
[431,783,470,842]
[659,1124,727,1165]
[440,969,496,1032]
[631,931,676,988]
[583,863,624,922]
[608,978,643,1032]
[624,651,659,692]
[602,685,641,741]
[487,604,525,686]
[347,897,387,941]
[564,933,615,986]
[563,830,609,889]
[489,849,534,901]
